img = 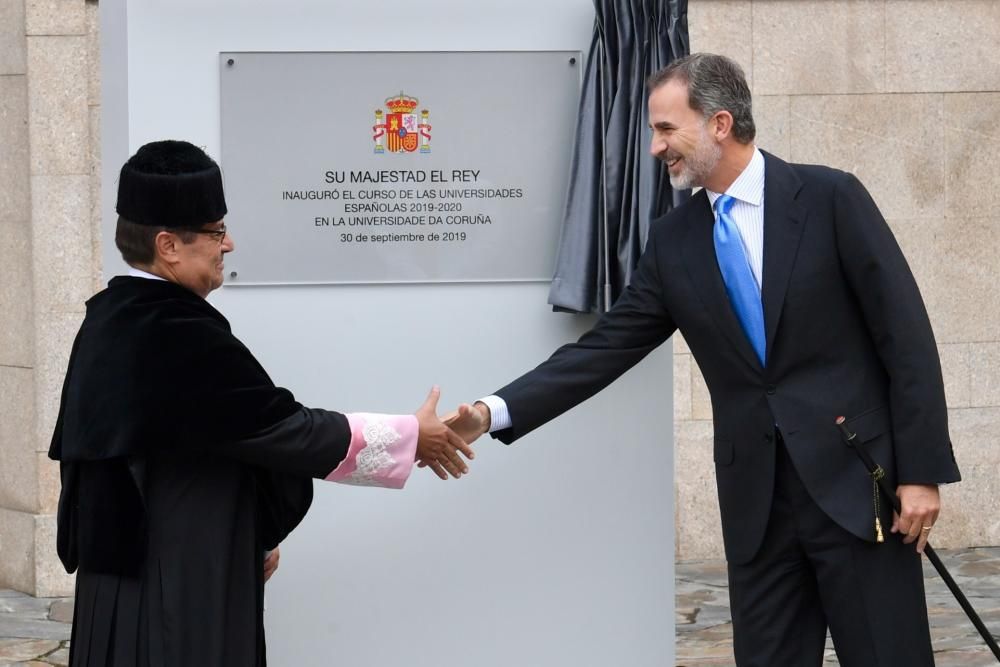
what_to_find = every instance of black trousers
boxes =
[726,435,935,667]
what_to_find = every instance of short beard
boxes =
[666,129,722,190]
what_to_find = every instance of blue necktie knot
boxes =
[713,194,766,366]
[715,193,736,217]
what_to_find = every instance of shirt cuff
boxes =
[324,413,418,489]
[478,395,511,432]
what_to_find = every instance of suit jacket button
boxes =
[766,385,776,395]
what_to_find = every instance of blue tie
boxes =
[713,194,766,365]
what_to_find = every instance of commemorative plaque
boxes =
[219,51,581,285]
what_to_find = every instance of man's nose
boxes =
[649,137,664,157]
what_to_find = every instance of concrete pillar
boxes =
[0,0,99,597]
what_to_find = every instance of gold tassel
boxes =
[872,468,885,544]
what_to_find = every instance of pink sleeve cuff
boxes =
[324,413,418,489]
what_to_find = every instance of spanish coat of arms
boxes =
[372,92,431,154]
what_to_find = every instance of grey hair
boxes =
[115,216,197,266]
[648,53,756,144]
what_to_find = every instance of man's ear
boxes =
[154,230,182,265]
[711,110,735,142]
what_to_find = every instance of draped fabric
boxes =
[548,0,689,313]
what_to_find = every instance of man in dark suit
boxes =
[446,53,961,666]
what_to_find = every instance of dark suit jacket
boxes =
[493,151,961,564]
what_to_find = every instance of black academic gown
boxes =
[50,276,352,667]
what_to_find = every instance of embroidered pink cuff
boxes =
[325,413,418,489]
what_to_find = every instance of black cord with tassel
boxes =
[835,416,1000,661]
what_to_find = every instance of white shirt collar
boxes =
[127,267,167,281]
[706,147,765,208]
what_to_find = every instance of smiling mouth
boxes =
[666,155,682,169]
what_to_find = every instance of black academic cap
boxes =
[116,140,228,228]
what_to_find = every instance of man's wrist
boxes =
[473,400,491,433]
[476,394,511,432]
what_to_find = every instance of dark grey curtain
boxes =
[548,0,689,313]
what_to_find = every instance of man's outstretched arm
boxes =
[445,219,677,446]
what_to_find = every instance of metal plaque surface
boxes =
[219,51,581,285]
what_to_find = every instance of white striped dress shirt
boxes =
[481,148,768,433]
[705,148,766,289]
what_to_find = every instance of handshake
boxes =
[412,386,493,480]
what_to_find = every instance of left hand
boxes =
[264,547,280,582]
[892,484,940,554]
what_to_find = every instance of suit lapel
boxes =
[760,152,808,363]
[681,190,763,373]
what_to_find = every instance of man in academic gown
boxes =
[49,140,473,666]
[446,54,961,665]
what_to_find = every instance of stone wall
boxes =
[0,0,100,596]
[676,0,1000,559]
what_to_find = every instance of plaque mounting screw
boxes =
[226,58,235,67]
[569,57,577,66]
[230,271,238,278]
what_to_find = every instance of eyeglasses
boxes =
[191,224,228,243]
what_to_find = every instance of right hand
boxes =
[415,387,475,480]
[442,401,491,445]
[417,402,491,473]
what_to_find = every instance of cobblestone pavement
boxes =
[2,548,998,665]
[0,589,71,667]
[677,547,1000,666]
